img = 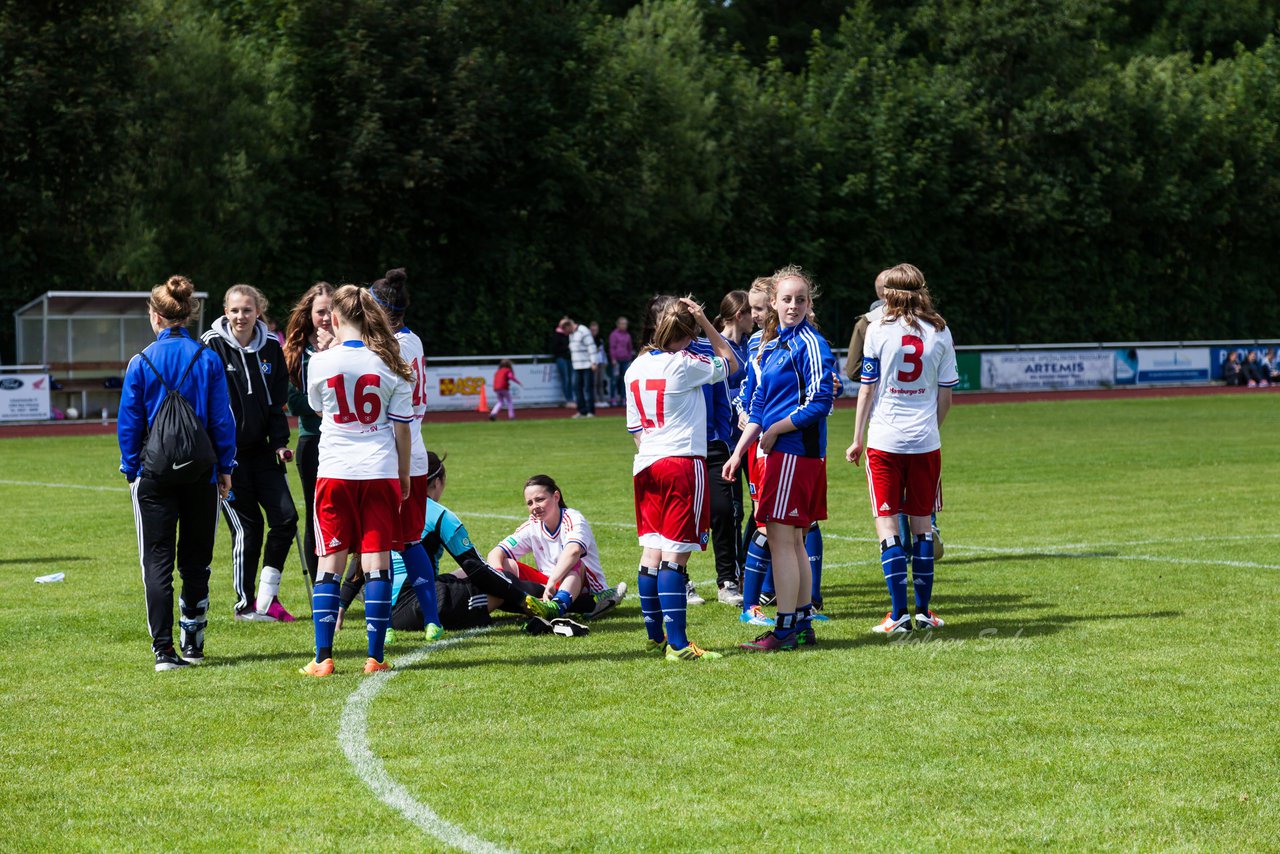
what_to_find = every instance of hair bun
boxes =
[384,268,407,286]
[166,275,194,301]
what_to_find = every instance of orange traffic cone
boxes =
[476,382,489,414]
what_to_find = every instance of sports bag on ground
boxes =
[138,343,217,483]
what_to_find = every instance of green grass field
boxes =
[2,395,1275,851]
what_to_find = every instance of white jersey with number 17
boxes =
[861,316,959,455]
[307,341,414,480]
[396,327,428,476]
[625,348,729,475]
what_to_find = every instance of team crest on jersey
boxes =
[260,360,272,374]
[461,536,472,548]
[700,531,710,546]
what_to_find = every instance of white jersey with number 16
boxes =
[307,341,414,480]
[861,316,959,455]
[625,348,729,475]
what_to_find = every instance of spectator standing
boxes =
[608,316,635,407]
[590,321,608,402]
[568,318,597,418]
[548,320,573,406]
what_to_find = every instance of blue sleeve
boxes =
[117,355,148,480]
[439,508,474,560]
[734,359,755,416]
[788,331,835,429]
[204,352,238,475]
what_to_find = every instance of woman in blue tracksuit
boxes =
[118,275,237,671]
[724,266,834,651]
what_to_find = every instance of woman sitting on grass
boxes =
[487,475,613,619]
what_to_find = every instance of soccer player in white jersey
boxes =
[626,296,738,661]
[846,263,958,634]
[370,268,445,641]
[487,474,607,619]
[300,284,415,676]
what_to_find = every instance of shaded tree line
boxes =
[3,0,1279,361]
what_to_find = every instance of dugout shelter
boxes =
[14,290,209,418]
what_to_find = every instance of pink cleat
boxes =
[264,597,296,622]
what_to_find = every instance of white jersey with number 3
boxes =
[625,349,729,475]
[862,316,959,454]
[307,341,414,479]
[396,327,428,476]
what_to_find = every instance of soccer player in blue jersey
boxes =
[725,267,835,651]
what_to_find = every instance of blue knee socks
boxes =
[364,570,392,662]
[912,532,935,614]
[311,573,341,661]
[742,530,770,611]
[638,565,664,643]
[656,562,689,650]
[880,536,908,620]
[806,522,823,606]
[400,542,440,628]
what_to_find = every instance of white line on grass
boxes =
[340,629,515,854]
[949,543,1280,571]
[0,478,120,492]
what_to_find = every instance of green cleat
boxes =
[425,622,445,641]
[384,629,396,647]
[666,642,723,662]
[524,595,561,622]
[645,638,667,655]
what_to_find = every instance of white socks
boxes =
[256,566,282,612]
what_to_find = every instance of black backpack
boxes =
[138,343,218,483]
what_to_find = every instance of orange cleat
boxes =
[363,657,392,674]
[300,658,335,677]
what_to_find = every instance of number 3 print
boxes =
[897,335,924,383]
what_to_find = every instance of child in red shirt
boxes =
[490,359,522,420]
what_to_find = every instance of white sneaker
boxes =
[686,581,706,606]
[914,610,945,630]
[587,582,627,620]
[871,612,913,634]
[716,582,743,607]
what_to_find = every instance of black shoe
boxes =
[522,616,554,635]
[155,648,192,672]
[180,643,205,664]
[550,617,590,637]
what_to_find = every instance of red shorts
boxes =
[515,561,549,585]
[756,452,827,528]
[745,440,766,500]
[633,456,710,552]
[865,447,942,517]
[399,473,429,545]
[314,477,403,556]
